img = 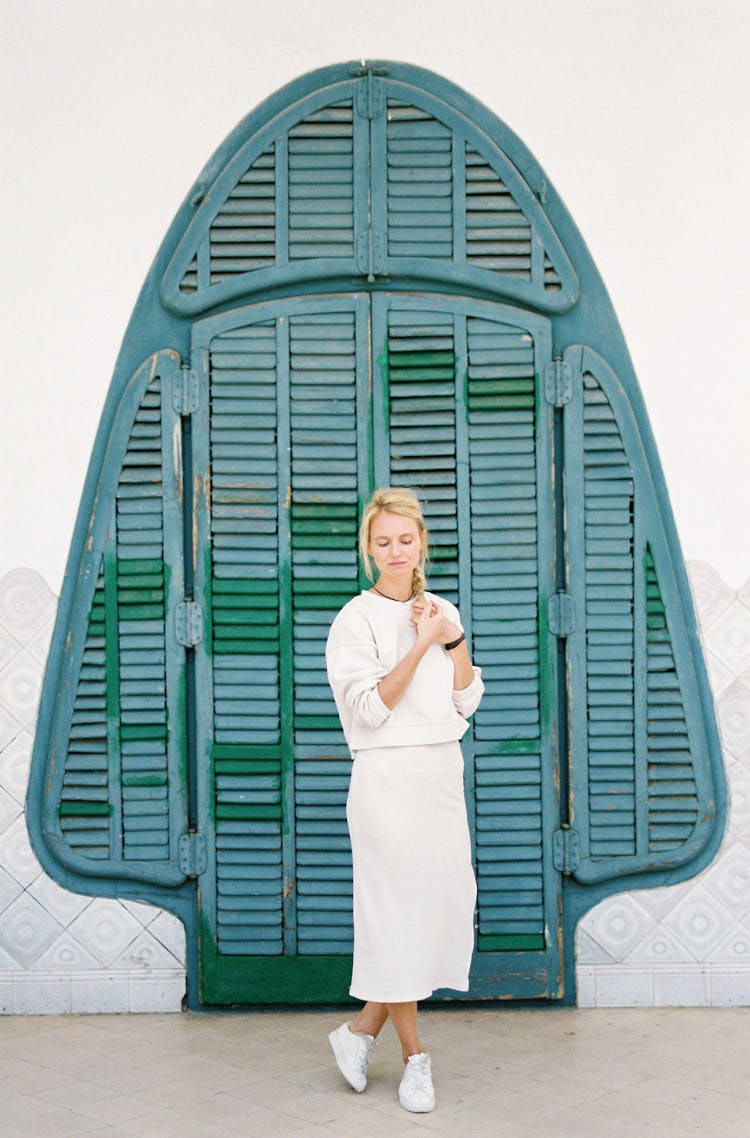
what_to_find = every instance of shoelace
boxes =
[353,1034,375,1074]
[406,1057,431,1093]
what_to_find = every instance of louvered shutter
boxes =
[192,296,369,1001]
[373,293,563,996]
[564,346,719,883]
[367,79,578,311]
[162,82,368,313]
[41,352,188,887]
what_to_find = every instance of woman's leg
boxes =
[350,1001,389,1038]
[350,1000,425,1060]
[386,1001,424,1062]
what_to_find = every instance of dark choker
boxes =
[372,585,414,603]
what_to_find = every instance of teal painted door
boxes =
[191,291,563,1003]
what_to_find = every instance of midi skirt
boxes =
[346,739,477,1003]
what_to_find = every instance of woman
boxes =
[325,486,483,1113]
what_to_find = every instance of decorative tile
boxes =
[706,926,750,964]
[577,896,655,962]
[687,560,735,626]
[121,898,162,926]
[716,681,750,760]
[0,729,32,803]
[0,569,56,642]
[739,577,750,610]
[27,875,92,926]
[0,651,43,728]
[633,880,695,921]
[727,763,750,838]
[111,929,183,971]
[0,814,43,888]
[623,924,691,964]
[0,703,22,753]
[67,899,143,967]
[24,620,54,667]
[663,885,733,959]
[0,625,22,673]
[704,651,736,699]
[0,894,62,967]
[34,932,101,971]
[703,845,750,917]
[0,784,22,834]
[575,927,616,964]
[704,601,750,674]
[148,910,186,962]
[0,941,21,970]
[0,865,23,917]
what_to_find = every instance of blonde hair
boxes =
[359,486,428,599]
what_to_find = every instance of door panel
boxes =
[373,294,562,997]
[193,292,563,1003]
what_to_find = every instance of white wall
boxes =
[1,0,749,590]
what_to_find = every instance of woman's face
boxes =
[368,511,424,584]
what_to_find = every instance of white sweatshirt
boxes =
[326,590,484,752]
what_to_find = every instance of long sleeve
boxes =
[326,607,392,735]
[452,666,484,718]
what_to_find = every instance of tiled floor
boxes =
[1,1006,749,1137]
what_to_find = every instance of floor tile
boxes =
[2,1007,750,1138]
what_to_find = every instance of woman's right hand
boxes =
[415,600,450,647]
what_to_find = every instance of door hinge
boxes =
[553,826,580,875]
[544,358,572,407]
[179,831,207,877]
[356,229,385,281]
[171,364,199,415]
[175,601,203,647]
[356,73,385,119]
[548,592,575,637]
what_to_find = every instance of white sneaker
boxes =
[398,1051,436,1112]
[328,1022,377,1093]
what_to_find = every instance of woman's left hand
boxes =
[410,599,461,645]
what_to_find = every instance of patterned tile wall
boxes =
[0,569,185,1014]
[577,562,750,1006]
[0,562,748,1012]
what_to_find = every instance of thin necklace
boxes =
[372,584,414,603]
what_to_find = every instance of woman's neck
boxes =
[372,575,413,602]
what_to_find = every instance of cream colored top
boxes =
[325,589,484,752]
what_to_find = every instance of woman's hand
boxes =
[412,599,461,647]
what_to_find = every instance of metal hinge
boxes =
[356,229,385,281]
[548,592,575,637]
[544,358,572,407]
[175,601,203,647]
[553,826,580,875]
[179,831,207,877]
[171,364,199,415]
[356,73,385,119]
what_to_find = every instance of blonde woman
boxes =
[325,486,483,1113]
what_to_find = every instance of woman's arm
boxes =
[376,602,446,710]
[409,598,476,693]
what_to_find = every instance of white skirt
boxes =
[346,739,477,1003]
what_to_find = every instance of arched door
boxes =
[190,290,562,1003]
